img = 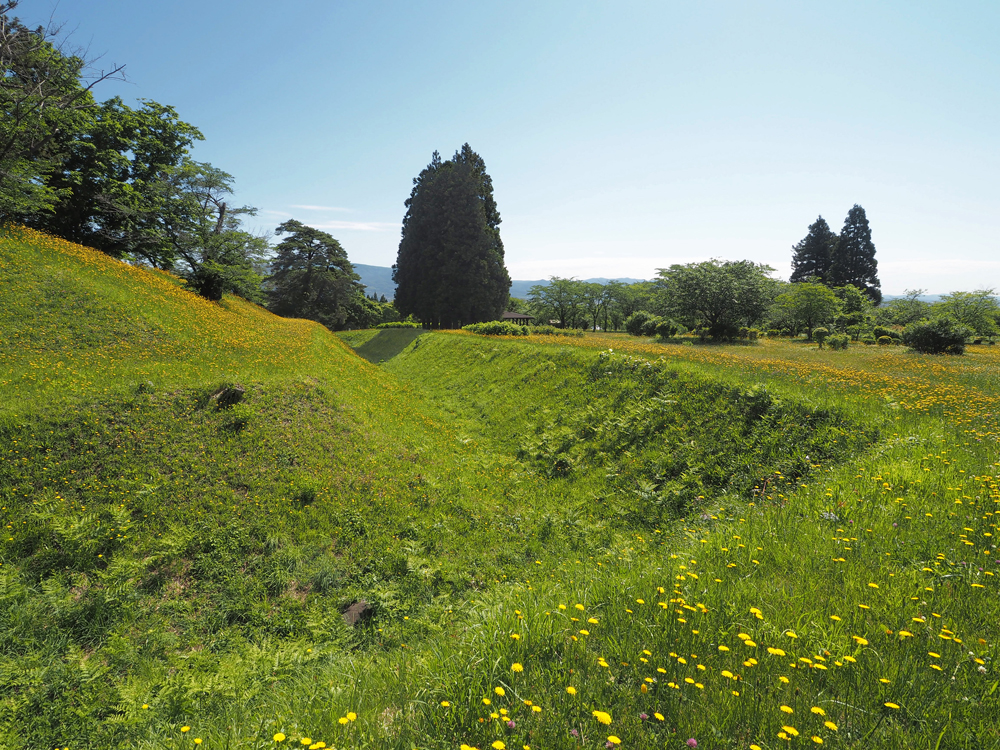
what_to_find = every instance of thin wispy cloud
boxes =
[311,220,397,233]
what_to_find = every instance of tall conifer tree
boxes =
[829,204,881,304]
[789,215,836,284]
[393,144,510,327]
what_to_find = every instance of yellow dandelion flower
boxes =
[768,647,786,656]
[783,725,800,737]
[495,687,505,696]
[493,742,506,750]
[779,676,789,684]
[607,736,621,745]
[566,686,577,695]
[824,721,838,731]
[441,701,451,707]
[811,737,823,745]
[346,712,356,721]
[780,705,794,714]
[654,713,665,721]
[579,629,590,635]
[512,663,524,672]
[884,702,900,709]
[592,710,612,725]
[531,705,541,713]
[853,636,869,646]
[274,733,286,743]
[810,707,826,716]
[575,604,585,610]
[338,717,349,725]
[588,618,599,624]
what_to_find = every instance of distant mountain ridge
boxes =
[353,264,648,302]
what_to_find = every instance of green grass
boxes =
[352,328,426,363]
[1,227,997,749]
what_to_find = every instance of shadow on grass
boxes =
[353,328,425,363]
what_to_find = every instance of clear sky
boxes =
[22,0,1000,294]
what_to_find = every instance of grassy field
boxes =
[1,227,997,749]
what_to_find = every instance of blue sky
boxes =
[25,0,1000,293]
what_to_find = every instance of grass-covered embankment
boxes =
[1,226,997,749]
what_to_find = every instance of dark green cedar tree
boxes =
[829,204,881,304]
[789,215,837,284]
[393,144,510,328]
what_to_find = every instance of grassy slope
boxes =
[1,228,996,748]
[0,229,594,747]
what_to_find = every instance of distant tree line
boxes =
[0,2,395,329]
[522,205,996,355]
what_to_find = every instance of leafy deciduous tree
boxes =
[776,282,842,339]
[528,277,584,329]
[653,259,778,340]
[0,2,124,217]
[934,289,998,337]
[876,289,929,328]
[28,97,202,261]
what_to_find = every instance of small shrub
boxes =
[826,333,849,350]
[872,325,894,340]
[462,321,528,336]
[812,327,830,348]
[877,335,892,346]
[902,317,972,355]
[654,318,679,339]
[375,321,420,329]
[861,334,876,345]
[767,329,781,338]
[624,311,655,337]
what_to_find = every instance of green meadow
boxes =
[1,227,997,749]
